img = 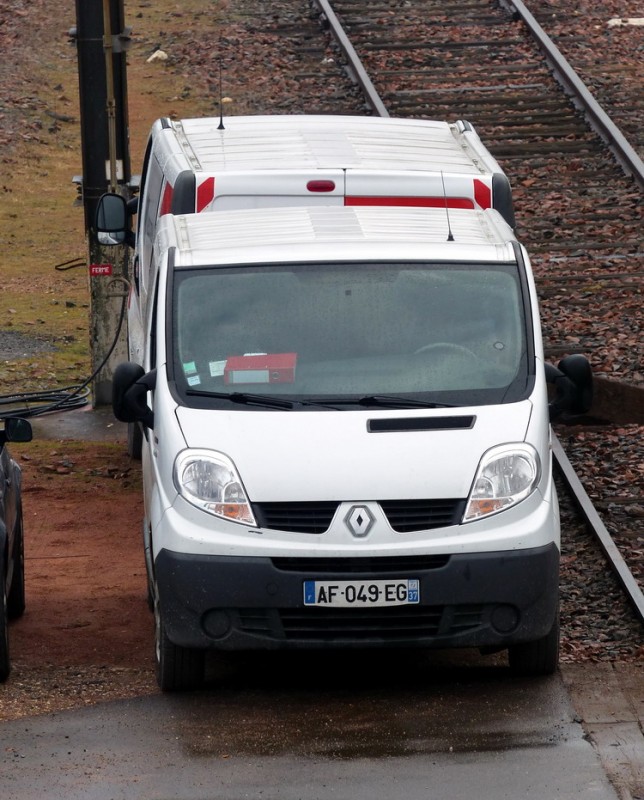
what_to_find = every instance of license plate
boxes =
[303,578,420,608]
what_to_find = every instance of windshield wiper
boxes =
[186,389,295,409]
[357,395,456,409]
[314,394,457,409]
[185,390,455,411]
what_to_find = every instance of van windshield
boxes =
[171,261,532,408]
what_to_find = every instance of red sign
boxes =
[89,263,113,277]
[225,353,297,385]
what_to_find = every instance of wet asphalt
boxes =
[0,653,621,800]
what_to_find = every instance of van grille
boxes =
[253,500,465,534]
[235,605,485,642]
[271,555,450,573]
[280,606,445,641]
[253,502,338,533]
[380,499,465,532]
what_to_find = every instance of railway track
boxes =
[513,0,644,165]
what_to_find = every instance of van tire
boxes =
[7,513,25,619]
[154,598,205,691]
[508,608,560,677]
[0,559,10,682]
[127,422,143,460]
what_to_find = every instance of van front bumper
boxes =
[155,543,559,651]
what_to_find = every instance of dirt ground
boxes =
[1,421,159,720]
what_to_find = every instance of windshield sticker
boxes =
[183,361,198,375]
[187,374,201,387]
[209,360,227,377]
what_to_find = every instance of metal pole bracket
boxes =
[106,276,130,299]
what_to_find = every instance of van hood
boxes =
[175,404,533,503]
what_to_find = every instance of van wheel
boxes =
[154,596,204,691]
[508,610,560,677]
[0,559,11,682]
[7,513,26,619]
[127,422,143,460]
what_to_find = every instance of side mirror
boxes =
[546,354,593,421]
[3,418,33,443]
[95,193,132,247]
[112,363,156,429]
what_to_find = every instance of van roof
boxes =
[168,115,497,175]
[158,206,519,267]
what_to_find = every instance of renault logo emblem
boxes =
[344,505,375,538]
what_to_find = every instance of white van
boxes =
[96,115,515,382]
[111,204,591,690]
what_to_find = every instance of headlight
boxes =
[174,449,256,525]
[463,443,540,522]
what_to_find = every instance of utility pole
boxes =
[72,0,131,405]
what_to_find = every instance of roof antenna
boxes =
[217,58,225,130]
[441,171,454,242]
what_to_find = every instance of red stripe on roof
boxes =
[345,196,475,209]
[159,182,173,217]
[473,179,492,210]
[197,177,215,212]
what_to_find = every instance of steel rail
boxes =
[500,0,644,191]
[310,0,389,118]
[553,435,644,624]
[315,0,644,623]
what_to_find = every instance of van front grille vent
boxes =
[253,502,338,534]
[235,605,485,643]
[380,499,466,532]
[271,555,450,574]
[253,500,466,534]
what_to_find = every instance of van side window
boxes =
[147,268,159,370]
[135,138,153,261]
[139,155,164,296]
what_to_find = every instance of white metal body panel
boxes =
[175,404,530,503]
[157,205,517,269]
[172,115,501,174]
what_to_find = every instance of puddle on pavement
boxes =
[164,650,569,760]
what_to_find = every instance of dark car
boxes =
[1,417,32,682]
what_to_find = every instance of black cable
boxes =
[0,387,90,414]
[54,257,86,272]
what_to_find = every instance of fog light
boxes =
[490,604,520,634]
[202,609,232,639]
